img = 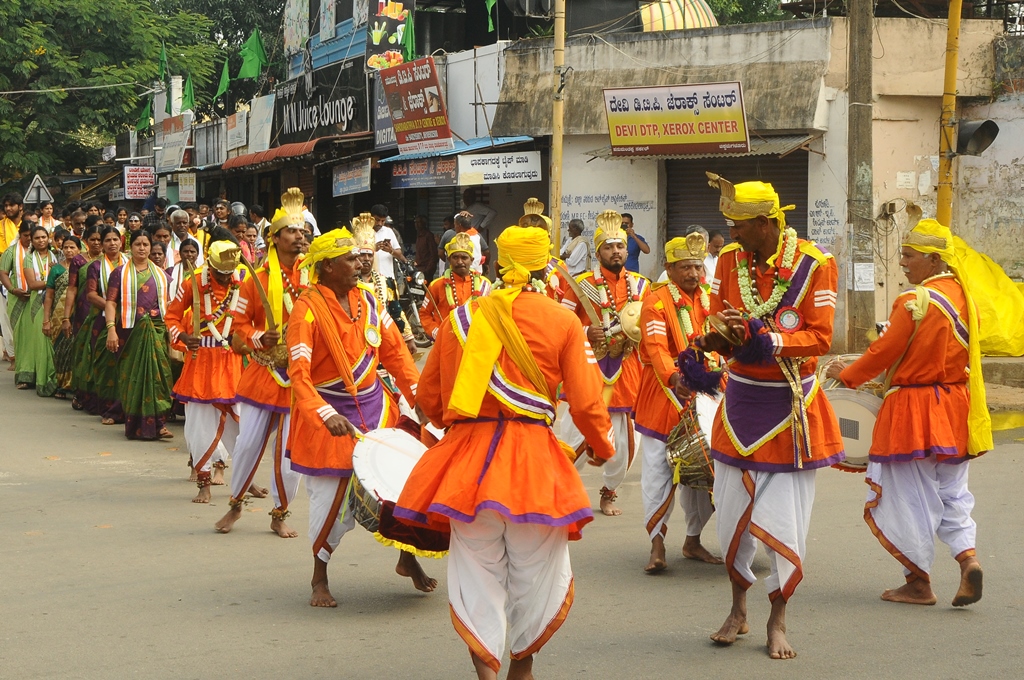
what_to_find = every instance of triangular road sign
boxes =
[24,174,54,204]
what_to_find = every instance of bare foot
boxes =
[683,535,724,564]
[766,597,796,659]
[599,487,622,516]
[214,505,242,533]
[192,485,211,504]
[711,582,749,645]
[396,551,437,592]
[211,466,226,486]
[645,535,667,574]
[507,655,535,680]
[247,483,269,498]
[101,417,115,425]
[310,580,337,607]
[159,428,173,439]
[271,517,299,538]
[187,460,197,483]
[952,558,983,607]
[881,577,937,605]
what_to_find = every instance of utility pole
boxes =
[847,0,875,351]
[549,0,566,252]
[936,0,964,226]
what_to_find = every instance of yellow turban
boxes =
[207,241,242,273]
[445,231,475,257]
[665,232,707,263]
[708,173,795,230]
[902,218,992,455]
[299,228,356,283]
[496,226,551,287]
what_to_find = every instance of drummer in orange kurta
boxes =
[395,226,614,680]
[285,228,434,608]
[420,232,491,341]
[827,219,991,608]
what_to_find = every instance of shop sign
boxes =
[123,166,156,200]
[603,82,749,156]
[379,56,453,155]
[227,110,248,150]
[457,151,541,186]
[373,75,397,150]
[391,156,457,188]
[332,159,373,197]
[274,58,368,146]
[177,173,197,202]
[156,114,191,173]
[366,0,413,71]
[108,187,125,202]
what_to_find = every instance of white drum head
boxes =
[694,393,721,448]
[351,428,428,504]
[826,388,883,465]
[398,395,445,441]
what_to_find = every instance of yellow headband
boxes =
[445,231,475,257]
[665,233,707,263]
[207,241,241,273]
[707,173,795,229]
[299,228,356,283]
[268,187,305,237]
[594,209,626,249]
[496,226,551,287]
[902,219,955,263]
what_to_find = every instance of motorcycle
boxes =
[394,259,433,348]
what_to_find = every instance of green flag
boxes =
[158,42,168,81]
[181,74,195,112]
[236,29,268,80]
[215,58,230,100]
[136,97,152,131]
[401,13,416,62]
[485,0,496,32]
[159,42,172,114]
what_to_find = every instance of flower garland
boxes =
[369,270,388,306]
[593,266,641,331]
[737,227,798,319]
[444,269,485,307]
[200,267,241,348]
[280,268,307,317]
[668,282,710,340]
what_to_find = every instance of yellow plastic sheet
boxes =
[954,237,1024,356]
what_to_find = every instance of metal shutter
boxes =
[666,150,809,240]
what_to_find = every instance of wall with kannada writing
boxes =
[560,135,660,279]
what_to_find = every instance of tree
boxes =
[706,0,790,24]
[0,0,219,182]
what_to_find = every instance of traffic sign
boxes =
[24,174,54,204]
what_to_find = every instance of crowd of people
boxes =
[0,175,991,676]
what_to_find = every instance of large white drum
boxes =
[350,428,427,533]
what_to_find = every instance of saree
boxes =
[46,265,75,392]
[68,256,99,410]
[14,250,57,396]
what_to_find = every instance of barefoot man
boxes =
[826,219,991,607]
[215,189,309,538]
[699,176,844,659]
[560,210,650,516]
[286,229,436,607]
[394,226,615,679]
[635,232,721,571]
[166,240,246,503]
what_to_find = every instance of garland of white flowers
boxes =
[737,227,799,318]
[593,266,641,331]
[444,269,484,307]
[280,268,308,318]
[668,281,710,340]
[201,267,241,348]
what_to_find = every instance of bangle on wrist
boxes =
[106,321,115,329]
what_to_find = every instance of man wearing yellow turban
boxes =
[700,174,844,660]
[166,236,247,502]
[559,210,651,517]
[420,231,491,342]
[285,228,433,606]
[215,188,309,539]
[394,226,616,679]
[828,218,989,608]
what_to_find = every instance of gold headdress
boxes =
[706,172,794,229]
[351,212,376,254]
[445,231,475,257]
[268,188,305,237]
[207,241,242,273]
[665,232,707,263]
[519,197,552,231]
[593,210,627,249]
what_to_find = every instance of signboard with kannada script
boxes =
[391,156,457,189]
[373,75,397,150]
[123,166,156,200]
[332,159,373,197]
[457,151,541,186]
[379,57,454,155]
[602,82,749,157]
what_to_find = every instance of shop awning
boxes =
[222,132,371,170]
[378,136,535,163]
[585,133,821,161]
[67,171,120,202]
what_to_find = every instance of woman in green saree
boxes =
[15,226,58,395]
[43,235,82,399]
[85,227,128,423]
[66,225,104,411]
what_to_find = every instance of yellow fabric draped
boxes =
[950,236,1024,357]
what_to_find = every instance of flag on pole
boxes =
[160,42,172,114]
[136,97,152,131]
[485,0,496,31]
[158,42,168,81]
[181,74,195,112]
[215,58,231,101]
[401,13,416,62]
[236,29,268,80]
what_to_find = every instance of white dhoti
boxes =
[566,411,633,491]
[0,290,14,357]
[640,434,714,540]
[306,475,356,562]
[714,463,815,602]
[228,403,301,512]
[448,509,573,673]
[864,458,977,580]
[185,402,239,474]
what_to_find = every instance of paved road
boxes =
[2,382,1022,679]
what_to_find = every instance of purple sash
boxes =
[722,372,817,454]
[775,251,818,312]
[927,288,969,348]
[597,355,623,382]
[317,379,386,433]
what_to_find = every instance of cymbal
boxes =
[708,314,743,346]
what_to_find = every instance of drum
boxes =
[349,428,427,533]
[665,393,720,490]
[818,355,884,473]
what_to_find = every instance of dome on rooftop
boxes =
[641,0,718,32]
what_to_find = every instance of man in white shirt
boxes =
[455,213,487,275]
[704,230,725,280]
[249,204,270,249]
[560,219,591,276]
[371,204,405,281]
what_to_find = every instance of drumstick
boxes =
[352,430,426,461]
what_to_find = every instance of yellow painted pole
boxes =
[549,0,566,253]
[936,0,963,227]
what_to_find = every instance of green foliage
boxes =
[705,0,789,25]
[0,0,218,181]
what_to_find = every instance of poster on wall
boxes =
[123,166,156,200]
[373,75,397,150]
[155,114,191,174]
[283,0,309,55]
[366,0,414,71]
[603,82,749,156]
[379,57,453,155]
[177,173,197,202]
[227,110,248,150]
[274,58,368,146]
[249,94,276,152]
[332,159,372,196]
[321,0,337,41]
[391,157,457,188]
[457,151,541,186]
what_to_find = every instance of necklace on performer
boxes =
[445,269,483,307]
[200,267,241,348]
[280,268,306,317]
[668,281,710,340]
[737,227,798,319]
[593,266,640,330]
[369,270,387,305]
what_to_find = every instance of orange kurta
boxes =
[559,266,649,411]
[286,282,419,477]
[395,291,615,540]
[420,271,491,340]
[840,274,974,463]
[165,267,246,403]
[709,241,845,471]
[232,260,305,412]
[634,283,709,439]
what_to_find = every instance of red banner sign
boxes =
[379,57,454,155]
